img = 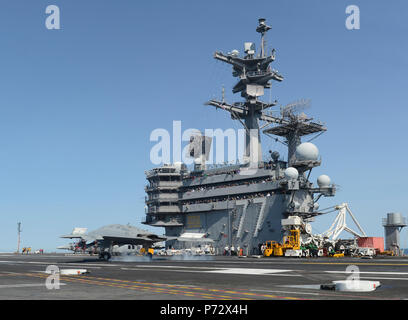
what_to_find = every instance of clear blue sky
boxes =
[0,0,407,251]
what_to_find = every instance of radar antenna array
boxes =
[280,99,311,120]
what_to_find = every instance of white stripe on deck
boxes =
[0,260,106,268]
[0,283,66,288]
[360,276,408,281]
[206,268,292,275]
[250,289,321,296]
[325,271,408,275]
[121,266,299,276]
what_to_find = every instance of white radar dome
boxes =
[317,175,331,188]
[284,167,299,180]
[296,142,319,161]
[174,162,183,171]
[194,158,202,165]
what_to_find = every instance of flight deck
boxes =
[0,253,407,300]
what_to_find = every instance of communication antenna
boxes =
[256,18,272,58]
[280,99,311,119]
[17,222,22,254]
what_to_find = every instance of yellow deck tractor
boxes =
[264,229,302,257]
[140,247,155,259]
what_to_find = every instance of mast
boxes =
[17,222,21,254]
[205,18,283,164]
[263,107,327,167]
[205,19,327,168]
[256,18,271,58]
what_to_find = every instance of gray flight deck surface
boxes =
[0,253,407,300]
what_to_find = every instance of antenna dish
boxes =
[187,134,212,160]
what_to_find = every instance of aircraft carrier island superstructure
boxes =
[143,19,336,254]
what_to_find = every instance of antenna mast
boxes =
[256,18,271,58]
[205,18,326,169]
[205,18,283,164]
[17,222,22,254]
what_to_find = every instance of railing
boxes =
[382,217,407,226]
[148,206,181,213]
[145,181,182,190]
[143,216,183,225]
[246,70,270,77]
[147,195,179,201]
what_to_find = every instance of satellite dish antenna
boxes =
[187,134,212,160]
